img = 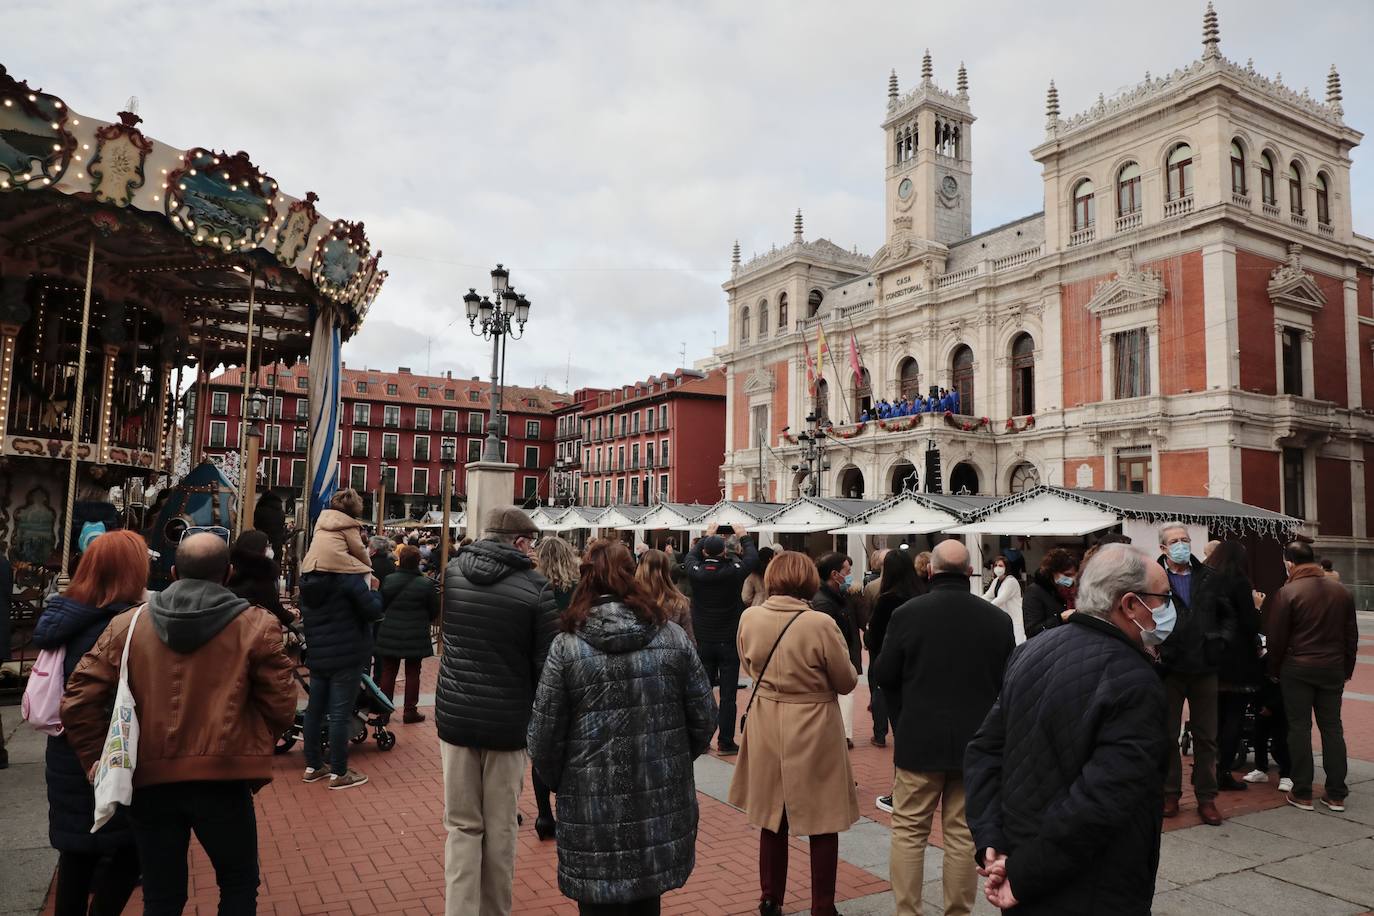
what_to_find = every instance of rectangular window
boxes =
[263,425,281,451]
[659,473,668,499]
[415,407,431,430]
[382,433,399,460]
[645,443,654,467]
[659,404,668,429]
[467,389,479,402]
[441,437,457,463]
[593,480,602,505]
[467,412,484,434]
[498,414,509,436]
[467,438,482,463]
[412,468,429,495]
[355,381,367,394]
[444,388,456,400]
[418,386,429,398]
[262,457,280,487]
[524,445,539,468]
[499,441,508,462]
[630,477,640,503]
[1283,447,1306,519]
[290,459,306,488]
[349,465,367,491]
[211,391,229,415]
[351,430,369,457]
[442,409,458,432]
[269,396,283,418]
[295,397,308,419]
[381,465,397,491]
[582,481,590,504]
[293,427,308,451]
[414,434,431,461]
[386,383,398,395]
[631,412,639,434]
[296,376,308,389]
[209,420,227,447]
[383,405,400,427]
[660,438,670,466]
[1112,329,1150,399]
[617,446,625,470]
[352,402,370,425]
[1281,328,1304,397]
[523,476,538,499]
[520,419,537,439]
[616,478,626,503]
[751,404,769,448]
[1115,448,1152,493]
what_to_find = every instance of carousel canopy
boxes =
[832,491,998,536]
[946,486,1301,540]
[0,63,385,366]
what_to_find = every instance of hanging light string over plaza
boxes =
[463,264,531,463]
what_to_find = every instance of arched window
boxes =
[1230,140,1247,195]
[839,466,865,499]
[890,461,919,495]
[951,345,975,415]
[777,292,788,329]
[1316,172,1331,226]
[1260,151,1277,205]
[1166,144,1193,200]
[895,129,904,164]
[949,462,979,495]
[807,288,824,318]
[854,368,872,417]
[757,300,769,340]
[1117,162,1141,216]
[1010,333,1035,416]
[1072,179,1095,230]
[1287,161,1304,216]
[897,357,921,400]
[813,378,829,422]
[1009,462,1040,494]
[739,306,750,345]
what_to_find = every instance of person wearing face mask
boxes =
[812,552,863,749]
[965,544,1170,915]
[1156,523,1236,826]
[1021,549,1078,639]
[981,554,1025,644]
[227,528,294,628]
[436,506,560,916]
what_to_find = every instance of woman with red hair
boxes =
[32,528,148,916]
[528,538,716,914]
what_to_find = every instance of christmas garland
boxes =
[826,421,867,440]
[1003,415,1036,433]
[944,411,991,432]
[877,415,923,432]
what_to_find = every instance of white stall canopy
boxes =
[594,504,653,530]
[615,502,709,532]
[542,506,606,532]
[833,492,998,535]
[755,497,881,534]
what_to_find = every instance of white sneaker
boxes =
[1278,777,1294,793]
[1242,769,1269,784]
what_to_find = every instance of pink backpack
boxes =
[22,646,67,736]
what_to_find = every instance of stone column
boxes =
[463,459,517,539]
[1201,242,1239,390]
[1344,277,1361,409]
[97,344,118,464]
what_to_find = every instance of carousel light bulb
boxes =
[51,122,59,130]
[52,144,61,152]
[55,101,63,108]
[1,100,10,107]
[82,144,89,150]
[27,94,36,101]
[71,119,78,125]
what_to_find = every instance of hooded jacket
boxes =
[299,571,383,674]
[61,579,297,789]
[300,509,373,575]
[436,539,560,750]
[528,601,715,904]
[1264,564,1358,679]
[33,595,136,854]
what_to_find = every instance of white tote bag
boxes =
[91,605,144,832]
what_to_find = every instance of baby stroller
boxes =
[275,624,397,754]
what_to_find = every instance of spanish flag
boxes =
[816,322,829,380]
[802,334,817,394]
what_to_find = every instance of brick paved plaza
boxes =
[4,616,1374,915]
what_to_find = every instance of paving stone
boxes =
[921,877,1002,915]
[836,818,907,880]
[1187,870,1366,916]
[1156,830,1258,885]
[0,847,55,916]
[1259,851,1374,908]
[1151,887,1251,915]
[1319,756,1374,785]
[1231,805,1374,847]
[1165,819,1313,865]
[795,890,893,915]
[1323,837,1374,869]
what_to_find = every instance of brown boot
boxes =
[1198,798,1223,826]
[1162,795,1180,818]
[402,707,426,724]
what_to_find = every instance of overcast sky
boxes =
[13,1,1374,391]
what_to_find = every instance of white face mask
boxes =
[265,546,274,560]
[993,565,1006,577]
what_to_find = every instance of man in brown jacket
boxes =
[62,533,297,916]
[1264,540,1359,812]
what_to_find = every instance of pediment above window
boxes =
[1085,251,1165,319]
[1268,244,1325,314]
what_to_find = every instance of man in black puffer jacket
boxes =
[437,506,558,916]
[965,544,1170,915]
[682,525,758,754]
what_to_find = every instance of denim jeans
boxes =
[304,667,360,774]
[128,781,259,916]
[697,640,740,745]
[1281,663,1348,800]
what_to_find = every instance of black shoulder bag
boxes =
[739,612,803,734]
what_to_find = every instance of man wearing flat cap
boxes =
[436,506,559,916]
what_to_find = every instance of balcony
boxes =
[1231,192,1251,208]
[1290,210,1308,228]
[1261,201,1280,218]
[1318,222,1334,238]
[1068,225,1095,247]
[1115,212,1142,232]
[1163,195,1194,219]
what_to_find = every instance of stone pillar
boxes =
[1201,242,1239,390]
[97,344,118,464]
[0,323,21,454]
[463,460,517,539]
[1344,277,1361,409]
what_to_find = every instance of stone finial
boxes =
[957,62,968,97]
[921,49,933,84]
[1046,80,1060,121]
[889,68,898,100]
[731,240,741,270]
[1327,64,1343,113]
[1202,1,1220,58]
[793,209,804,242]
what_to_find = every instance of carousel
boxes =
[0,63,383,660]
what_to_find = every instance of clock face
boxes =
[897,178,913,200]
[942,175,959,196]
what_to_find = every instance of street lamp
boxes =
[239,391,270,535]
[439,438,457,574]
[791,410,829,498]
[465,263,531,463]
[377,459,389,531]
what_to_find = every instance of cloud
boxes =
[10,0,1373,391]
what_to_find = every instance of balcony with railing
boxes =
[1261,200,1280,218]
[1068,225,1095,247]
[1163,195,1194,219]
[1318,221,1334,237]
[1115,211,1142,232]
[1231,192,1251,208]
[1290,209,1308,228]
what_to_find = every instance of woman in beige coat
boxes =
[728,551,859,916]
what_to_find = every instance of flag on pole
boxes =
[802,334,816,394]
[815,323,829,382]
[849,333,864,386]
[306,306,342,526]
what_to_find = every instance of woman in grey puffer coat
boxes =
[528,538,717,915]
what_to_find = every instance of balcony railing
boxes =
[1290,211,1308,227]
[1163,195,1194,219]
[1115,212,1142,232]
[1068,225,1095,247]
[1231,192,1251,208]
[1318,222,1334,237]
[1261,201,1280,218]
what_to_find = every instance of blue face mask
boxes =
[1167,542,1192,565]
[1135,597,1176,647]
[1055,575,1075,588]
[842,574,853,590]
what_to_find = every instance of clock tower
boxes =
[883,51,974,248]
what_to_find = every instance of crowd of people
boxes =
[19,487,1363,915]
[858,387,962,422]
